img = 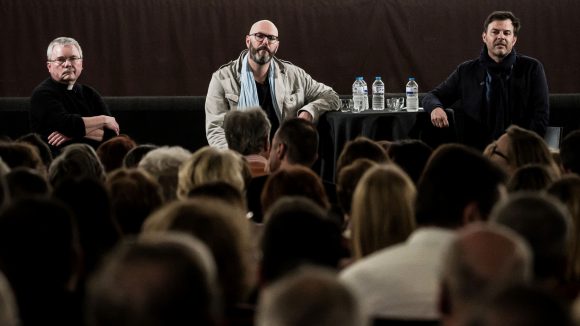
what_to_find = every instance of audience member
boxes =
[30,37,119,155]
[350,164,416,259]
[438,223,532,326]
[336,159,377,228]
[468,285,573,326]
[507,163,557,192]
[0,197,82,326]
[122,144,158,168]
[224,107,271,177]
[106,168,164,236]
[137,146,191,202]
[142,198,253,314]
[560,130,580,175]
[386,139,433,185]
[86,232,220,326]
[205,19,339,148]
[256,266,364,326]
[341,144,507,320]
[491,192,575,300]
[17,133,53,170]
[485,124,560,177]
[4,167,50,201]
[96,135,137,173]
[188,181,248,213]
[260,165,330,218]
[48,143,106,187]
[0,141,45,176]
[548,175,580,280]
[261,197,345,286]
[177,146,249,200]
[335,137,389,179]
[0,271,19,326]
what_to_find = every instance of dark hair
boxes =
[122,144,158,168]
[17,133,53,169]
[188,181,247,212]
[416,144,507,228]
[484,11,521,35]
[275,118,319,167]
[96,135,137,173]
[224,108,271,155]
[335,137,388,179]
[336,158,377,217]
[560,130,580,175]
[4,167,50,200]
[387,139,433,185]
[508,163,556,193]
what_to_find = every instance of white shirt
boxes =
[340,227,456,320]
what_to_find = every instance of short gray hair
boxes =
[224,108,271,155]
[46,37,83,60]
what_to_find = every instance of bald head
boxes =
[249,20,279,36]
[440,223,532,324]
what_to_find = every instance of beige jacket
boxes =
[205,50,340,148]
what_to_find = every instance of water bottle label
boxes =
[363,86,368,94]
[353,86,364,93]
[373,86,384,93]
[406,87,417,95]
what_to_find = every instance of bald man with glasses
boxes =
[30,37,120,155]
[205,19,340,149]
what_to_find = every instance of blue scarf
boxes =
[238,53,281,120]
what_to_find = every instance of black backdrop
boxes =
[1,0,579,97]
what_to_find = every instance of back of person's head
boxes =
[386,139,433,184]
[4,167,50,201]
[468,284,573,326]
[53,176,121,276]
[336,159,377,219]
[0,197,80,324]
[261,197,344,285]
[506,125,561,177]
[269,118,319,172]
[416,144,507,228]
[560,130,580,175]
[224,108,271,155]
[256,266,364,326]
[508,163,557,193]
[138,146,191,202]
[142,198,251,310]
[0,271,19,326]
[48,143,105,187]
[187,181,247,213]
[335,137,389,178]
[261,165,330,217]
[96,135,137,173]
[17,133,53,169]
[351,164,416,259]
[106,168,164,236]
[123,144,158,168]
[440,223,532,324]
[491,192,572,283]
[0,141,45,176]
[86,232,220,326]
[548,175,580,280]
[177,146,248,200]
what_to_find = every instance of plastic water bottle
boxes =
[372,76,385,110]
[406,77,419,111]
[352,77,364,113]
[360,77,369,111]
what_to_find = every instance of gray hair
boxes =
[224,107,271,155]
[138,146,191,201]
[46,37,83,60]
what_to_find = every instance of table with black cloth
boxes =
[315,108,457,182]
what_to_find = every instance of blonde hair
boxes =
[351,164,416,259]
[177,146,248,200]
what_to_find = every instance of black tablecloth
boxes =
[315,109,457,182]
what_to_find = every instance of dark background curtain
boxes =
[1,0,578,96]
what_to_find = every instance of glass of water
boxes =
[340,99,354,112]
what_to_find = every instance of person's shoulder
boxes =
[515,53,544,66]
[30,78,61,100]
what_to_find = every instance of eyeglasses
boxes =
[249,32,279,44]
[48,56,82,66]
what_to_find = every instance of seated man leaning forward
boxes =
[30,37,120,154]
[205,19,340,149]
[423,11,549,150]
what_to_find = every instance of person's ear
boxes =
[462,201,483,225]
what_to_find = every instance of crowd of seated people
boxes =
[1,124,580,326]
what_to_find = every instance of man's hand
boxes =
[430,107,449,128]
[298,111,313,122]
[47,131,72,146]
[104,116,120,135]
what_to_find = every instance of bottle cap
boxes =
[409,77,415,81]
[375,76,381,80]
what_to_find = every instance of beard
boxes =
[249,42,275,65]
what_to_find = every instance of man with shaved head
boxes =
[439,223,532,326]
[206,19,340,149]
